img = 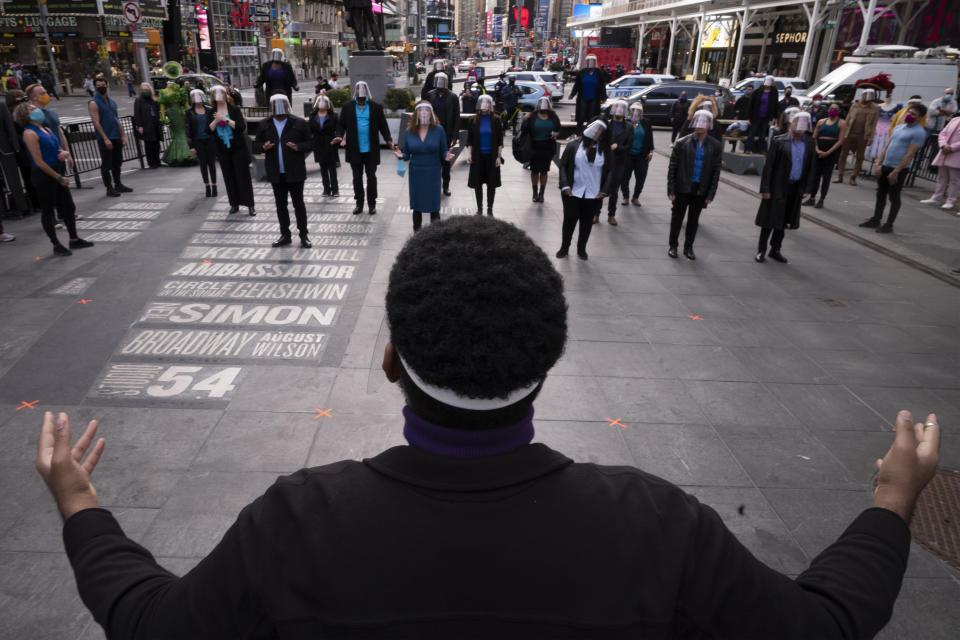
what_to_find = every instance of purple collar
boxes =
[402,406,535,458]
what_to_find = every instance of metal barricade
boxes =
[906,131,939,188]
[61,115,170,188]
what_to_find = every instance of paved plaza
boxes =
[1,109,959,637]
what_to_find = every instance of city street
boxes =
[1,88,960,638]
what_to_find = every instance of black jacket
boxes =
[0,101,20,154]
[421,66,456,98]
[734,95,752,120]
[755,133,815,230]
[605,117,634,161]
[427,88,460,148]
[307,109,340,165]
[133,97,162,142]
[336,99,392,165]
[257,61,299,101]
[184,105,215,149]
[568,68,607,103]
[750,87,781,122]
[253,114,313,184]
[61,441,910,639]
[558,138,618,196]
[669,98,690,123]
[667,133,723,200]
[465,114,504,160]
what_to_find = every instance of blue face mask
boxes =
[29,109,45,124]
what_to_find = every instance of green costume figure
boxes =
[159,83,196,166]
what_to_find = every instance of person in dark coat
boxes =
[421,60,449,99]
[185,89,217,197]
[745,76,780,154]
[0,92,31,216]
[602,100,634,226]
[209,86,255,215]
[460,77,483,114]
[465,94,503,216]
[734,85,753,121]
[669,91,689,143]
[333,81,395,215]
[521,96,561,203]
[623,102,654,206]
[666,109,723,261]
[133,83,163,168]
[345,0,383,51]
[253,94,314,248]
[257,49,299,102]
[557,119,616,260]
[426,73,460,196]
[778,86,800,112]
[568,54,606,133]
[308,94,340,197]
[754,111,815,264]
[393,101,454,231]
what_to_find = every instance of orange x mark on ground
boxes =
[687,315,703,321]
[606,418,626,429]
[78,299,93,305]
[34,256,44,261]
[314,408,332,419]
[17,400,39,411]
[201,259,213,264]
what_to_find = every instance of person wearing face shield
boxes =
[466,94,504,216]
[88,75,131,197]
[623,102,654,206]
[253,94,314,247]
[421,60,450,99]
[427,73,460,196]
[601,100,634,225]
[746,76,781,154]
[557,120,615,259]
[754,111,814,263]
[133,82,162,168]
[666,109,722,260]
[209,85,255,215]
[521,95,561,203]
[333,81,396,215]
[803,102,848,209]
[835,88,879,185]
[568,55,607,133]
[185,89,218,197]
[393,101,455,231]
[308,94,340,197]
[257,48,299,103]
[459,76,485,115]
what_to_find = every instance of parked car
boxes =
[603,82,736,126]
[731,76,808,99]
[504,71,563,101]
[484,79,550,111]
[457,60,476,73]
[174,73,225,90]
[605,73,677,98]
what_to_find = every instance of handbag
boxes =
[512,127,532,163]
[396,158,406,177]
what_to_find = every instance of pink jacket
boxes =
[932,116,960,169]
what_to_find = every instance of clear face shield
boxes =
[211,86,227,103]
[537,97,550,112]
[416,103,435,125]
[272,48,284,62]
[190,89,205,104]
[582,120,606,142]
[629,104,643,122]
[355,81,370,99]
[434,73,449,90]
[313,95,331,112]
[477,95,493,113]
[585,56,597,69]
[763,76,775,87]
[791,112,811,133]
[610,100,627,118]
[691,110,714,131]
[270,94,291,117]
[861,89,876,102]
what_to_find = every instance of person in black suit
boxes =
[332,81,395,215]
[253,94,314,248]
[133,83,162,168]
[308,94,340,197]
[426,73,460,196]
[209,85,255,215]
[185,89,217,197]
[257,48,299,102]
[0,97,29,216]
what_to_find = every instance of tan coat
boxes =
[845,102,879,143]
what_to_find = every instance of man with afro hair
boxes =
[38,217,939,638]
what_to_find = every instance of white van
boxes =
[800,55,958,107]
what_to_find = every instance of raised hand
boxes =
[873,411,941,523]
[35,412,105,521]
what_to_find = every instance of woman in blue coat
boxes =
[394,100,454,231]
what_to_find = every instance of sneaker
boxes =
[858,218,880,228]
[248,207,256,216]
[920,198,942,205]
[667,247,678,259]
[0,232,15,242]
[630,197,641,206]
[621,198,629,205]
[69,238,94,249]
[942,202,956,210]
[754,252,765,263]
[52,244,72,256]
[55,222,64,230]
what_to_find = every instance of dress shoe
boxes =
[211,185,217,197]
[754,252,765,263]
[876,225,893,234]
[667,247,678,259]
[228,206,239,214]
[555,247,569,258]
[577,250,588,260]
[814,199,824,209]
[248,207,256,216]
[52,244,72,256]
[443,189,451,196]
[631,197,641,206]
[69,238,94,249]
[768,250,788,263]
[300,238,312,248]
[106,188,121,197]
[272,236,292,247]
[683,247,696,261]
[476,208,483,216]
[608,217,618,226]
[322,190,331,196]
[369,207,377,215]
[116,183,133,193]
[205,185,212,197]
[331,191,339,197]
[353,205,363,215]
[920,198,942,205]
[802,197,815,206]
[858,218,880,228]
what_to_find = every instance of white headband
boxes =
[398,351,541,411]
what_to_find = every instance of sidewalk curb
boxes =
[654,149,960,288]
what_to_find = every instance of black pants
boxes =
[758,227,785,253]
[871,166,908,227]
[0,153,28,212]
[32,167,76,245]
[745,118,770,153]
[560,193,601,252]
[97,138,123,189]
[350,153,377,208]
[219,149,254,207]
[195,140,217,185]
[607,159,629,217]
[412,211,440,231]
[807,149,837,200]
[622,153,649,199]
[144,139,161,167]
[576,98,600,131]
[319,161,338,194]
[669,188,705,249]
[441,157,451,191]
[272,179,308,239]
[474,186,496,213]
[670,120,684,142]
